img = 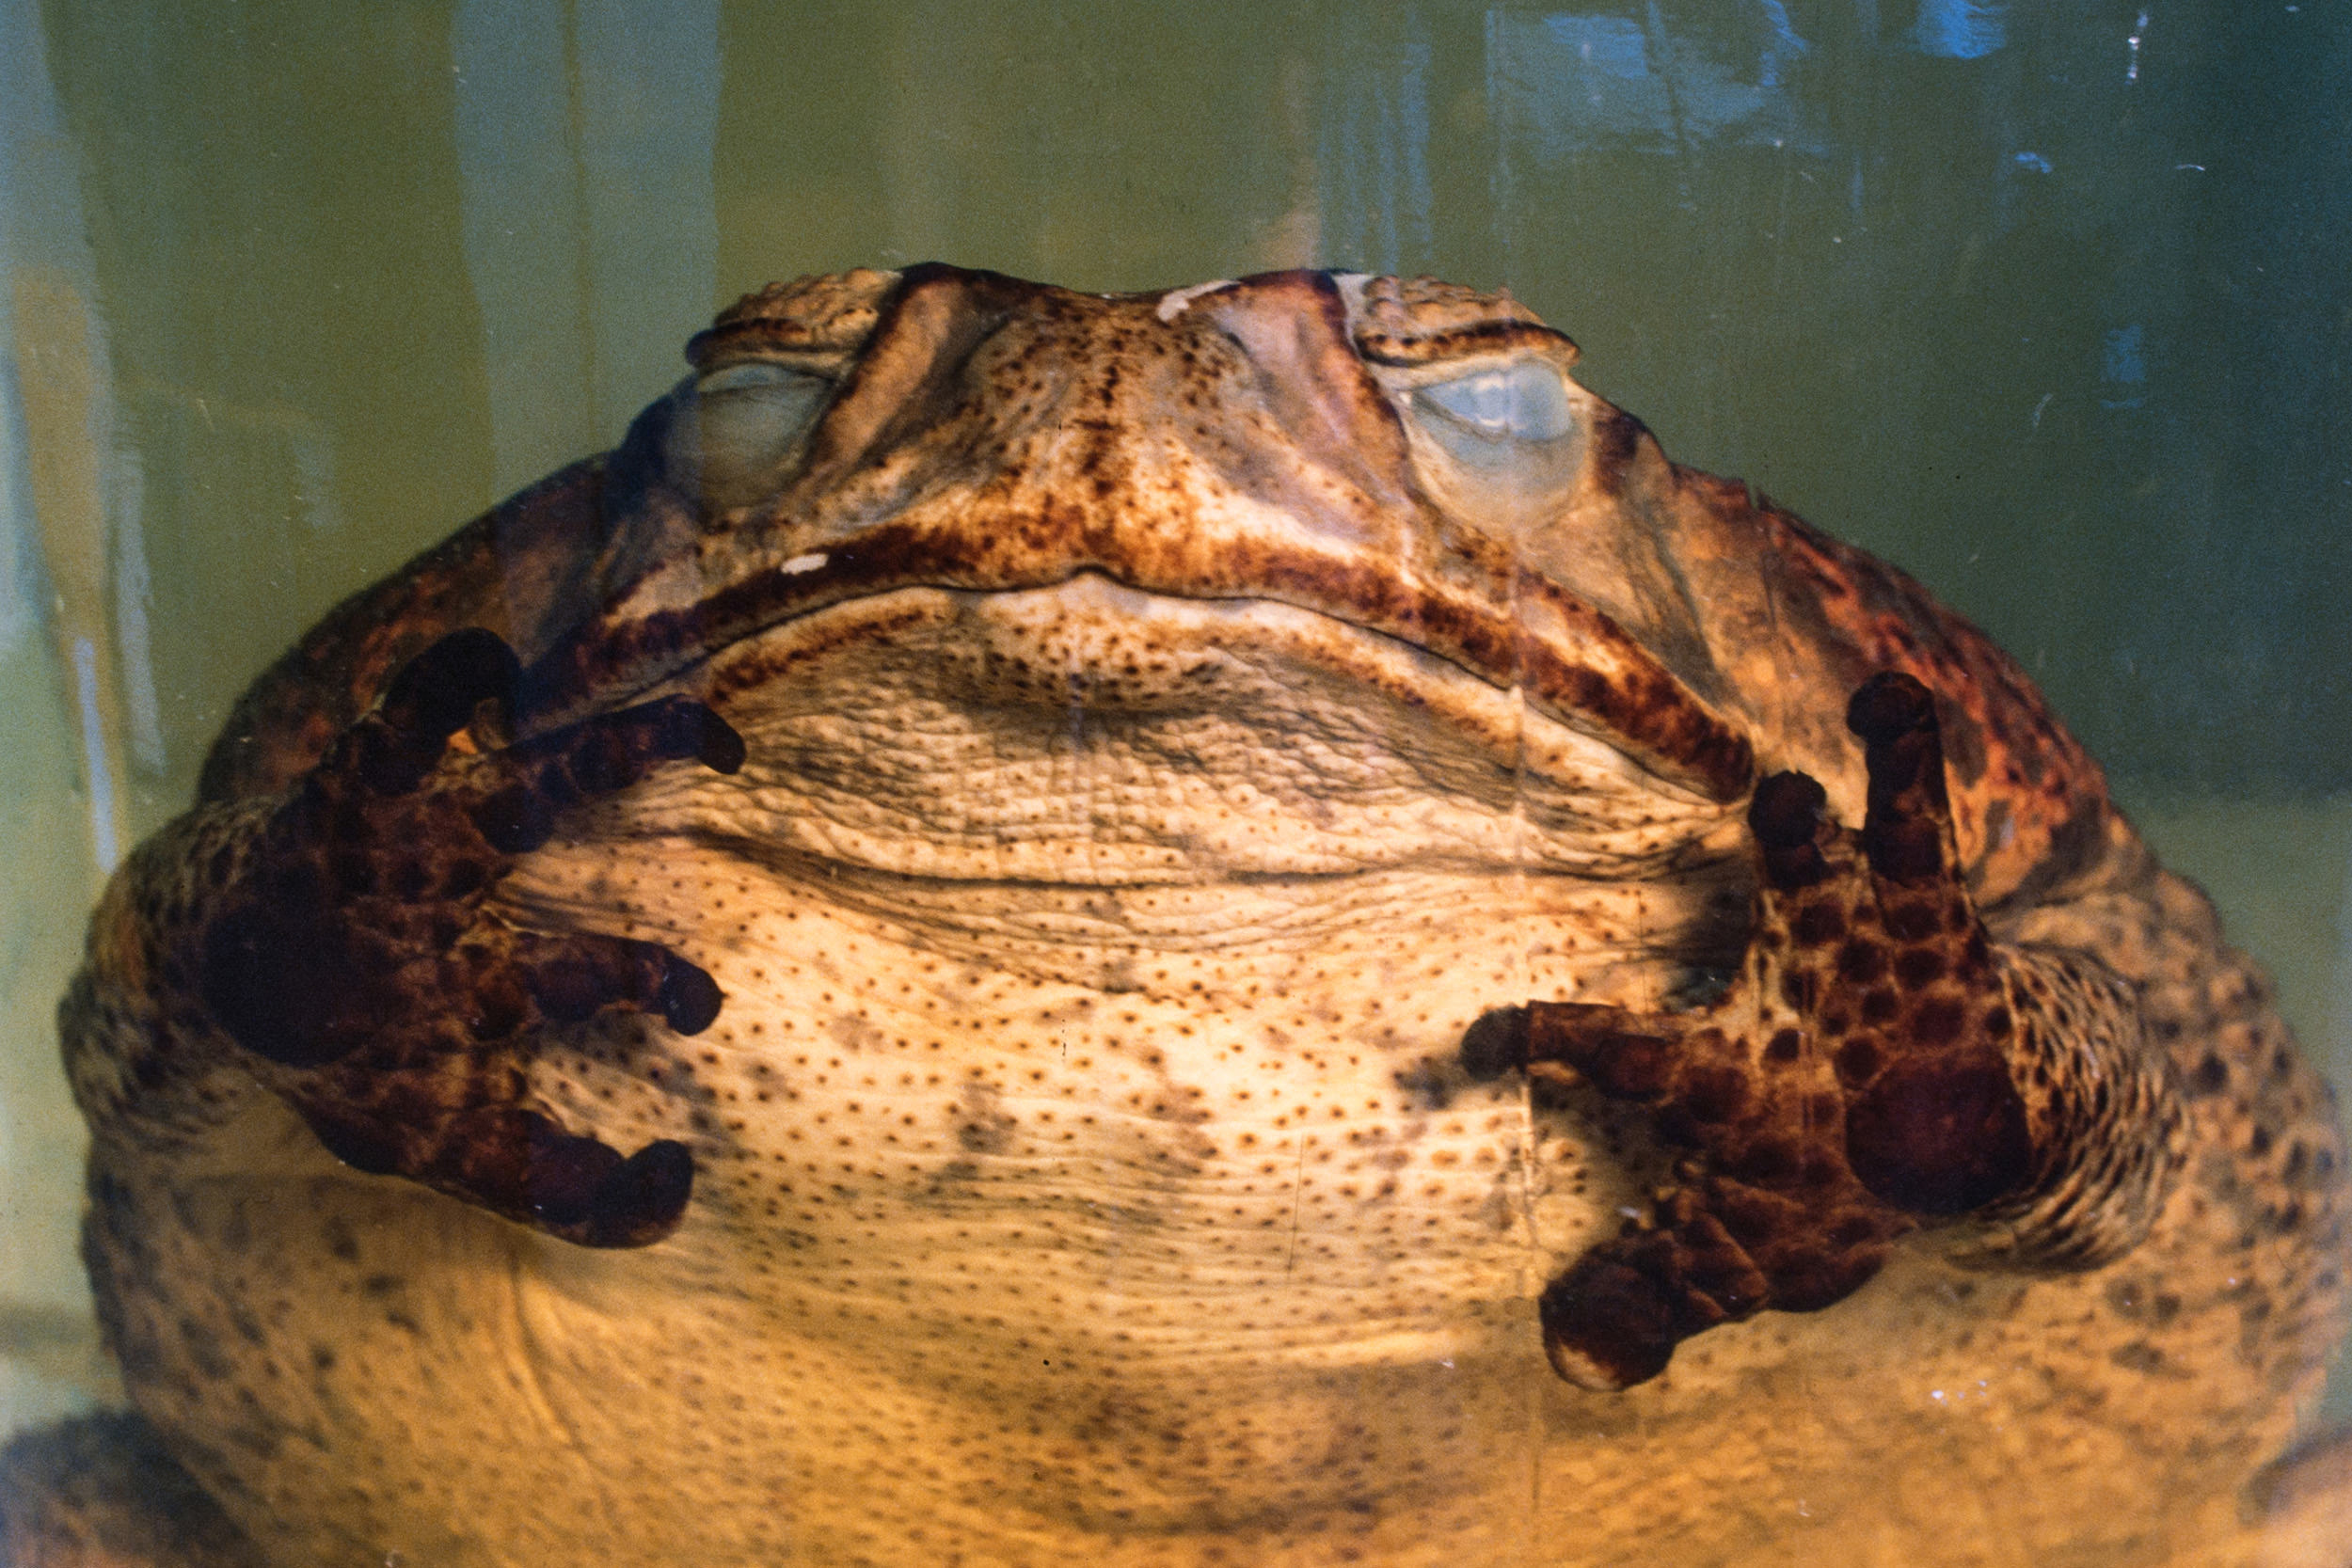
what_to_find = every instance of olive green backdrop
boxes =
[3,0,2346,1430]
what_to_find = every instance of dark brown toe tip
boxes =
[471,784,558,855]
[659,958,724,1035]
[692,706,747,774]
[1459,1006,1532,1080]
[582,1139,695,1247]
[1749,771,1828,848]
[1845,672,1935,745]
[526,1125,628,1227]
[1538,1257,1678,1391]
[382,628,520,741]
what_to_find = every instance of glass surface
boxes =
[1,0,2345,1558]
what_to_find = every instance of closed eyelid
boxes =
[1413,362,1577,442]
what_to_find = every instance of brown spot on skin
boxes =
[1756,505,2118,913]
[1791,901,1846,947]
[1894,947,1947,989]
[1836,1037,1883,1086]
[1836,939,1887,984]
[1724,1136,1804,1185]
[1583,409,1651,499]
[1881,901,1942,945]
[955,1083,1016,1155]
[1681,1065,1751,1124]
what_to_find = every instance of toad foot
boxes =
[1463,673,2185,1389]
[179,629,742,1247]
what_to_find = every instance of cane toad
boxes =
[9,267,2346,1567]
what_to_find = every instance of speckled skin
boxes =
[25,267,2348,1566]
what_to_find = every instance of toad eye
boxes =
[668,361,832,510]
[1413,361,1576,444]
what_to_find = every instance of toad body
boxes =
[12,268,2347,1567]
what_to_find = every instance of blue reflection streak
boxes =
[1913,0,2007,59]
[1756,0,1811,87]
[1552,12,1650,80]
[0,0,165,794]
[2105,324,2147,384]
[1486,6,1820,160]
[2102,323,2147,408]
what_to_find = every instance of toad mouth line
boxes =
[529,515,1757,805]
